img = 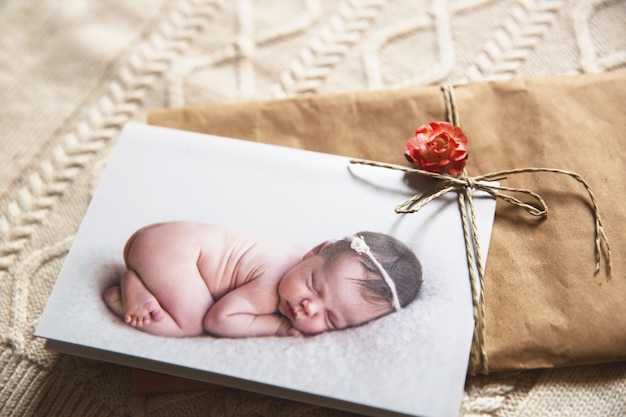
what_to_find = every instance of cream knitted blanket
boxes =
[1,1,624,416]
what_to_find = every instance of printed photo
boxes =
[36,123,497,417]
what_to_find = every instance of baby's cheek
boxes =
[294,319,326,335]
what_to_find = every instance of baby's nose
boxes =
[302,298,322,316]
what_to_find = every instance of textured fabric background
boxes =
[1,0,624,416]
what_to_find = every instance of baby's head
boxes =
[277,232,423,335]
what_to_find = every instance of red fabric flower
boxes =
[405,122,468,176]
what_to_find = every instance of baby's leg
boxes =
[119,268,165,326]
[105,223,214,337]
[103,283,190,337]
[104,270,207,337]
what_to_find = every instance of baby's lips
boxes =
[282,301,294,319]
[287,302,304,321]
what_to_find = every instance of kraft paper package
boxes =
[146,71,625,373]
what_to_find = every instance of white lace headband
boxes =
[350,235,402,311]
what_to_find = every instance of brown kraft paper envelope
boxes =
[144,71,625,375]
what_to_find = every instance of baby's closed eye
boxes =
[311,273,324,294]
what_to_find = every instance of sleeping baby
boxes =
[103,221,423,338]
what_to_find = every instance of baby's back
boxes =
[135,222,301,301]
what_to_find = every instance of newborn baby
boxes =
[103,222,422,338]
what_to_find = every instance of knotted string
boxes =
[349,84,613,375]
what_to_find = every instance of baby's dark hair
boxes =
[319,232,423,309]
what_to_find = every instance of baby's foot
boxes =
[103,285,162,327]
[120,270,167,328]
[123,296,165,328]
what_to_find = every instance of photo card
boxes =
[36,123,497,417]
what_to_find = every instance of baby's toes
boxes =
[151,308,165,322]
[126,315,142,327]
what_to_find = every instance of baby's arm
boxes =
[203,278,299,338]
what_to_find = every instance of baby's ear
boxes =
[303,240,333,259]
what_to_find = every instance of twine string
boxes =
[348,84,613,374]
[456,169,487,375]
[349,159,555,217]
[443,83,488,375]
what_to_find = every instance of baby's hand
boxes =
[276,318,303,337]
[285,327,303,337]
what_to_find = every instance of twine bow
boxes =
[349,84,613,375]
[349,160,612,277]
